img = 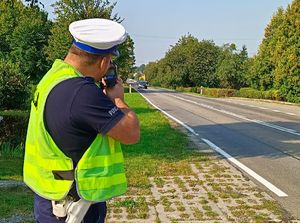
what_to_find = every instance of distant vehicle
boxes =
[126,78,137,85]
[137,81,148,89]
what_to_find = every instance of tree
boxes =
[144,62,159,85]
[24,0,45,8]
[0,0,51,83]
[0,0,23,59]
[163,35,198,87]
[113,36,136,82]
[276,0,300,102]
[0,59,30,110]
[144,35,222,88]
[10,6,52,82]
[46,0,119,62]
[250,8,285,90]
[188,40,220,87]
[135,64,145,73]
[216,44,249,89]
[250,0,300,102]
[46,0,135,80]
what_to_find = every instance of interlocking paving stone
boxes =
[0,159,294,222]
[107,160,289,222]
[0,180,25,188]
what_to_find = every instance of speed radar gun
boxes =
[101,62,118,89]
[52,198,93,223]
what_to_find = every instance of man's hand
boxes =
[103,78,124,102]
[103,78,140,144]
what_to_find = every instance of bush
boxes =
[182,87,193,92]
[263,89,283,101]
[175,86,237,97]
[175,86,185,92]
[173,85,295,102]
[0,111,29,154]
[201,88,237,97]
[281,84,300,103]
[175,87,200,93]
[238,88,284,101]
[238,88,262,99]
[0,60,30,110]
[286,95,300,103]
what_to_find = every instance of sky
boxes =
[43,0,292,66]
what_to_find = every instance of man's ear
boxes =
[97,55,111,78]
[100,55,111,69]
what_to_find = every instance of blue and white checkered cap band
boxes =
[73,40,119,56]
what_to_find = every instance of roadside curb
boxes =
[0,180,25,188]
[0,214,34,223]
[227,96,300,106]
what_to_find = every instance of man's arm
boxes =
[105,79,140,144]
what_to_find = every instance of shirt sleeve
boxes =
[70,81,124,135]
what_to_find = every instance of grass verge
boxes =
[0,157,23,181]
[122,92,207,195]
[0,186,33,219]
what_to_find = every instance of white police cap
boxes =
[69,18,127,56]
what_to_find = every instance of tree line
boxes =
[144,0,299,103]
[0,0,135,110]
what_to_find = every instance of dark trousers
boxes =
[34,194,107,223]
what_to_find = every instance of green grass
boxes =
[111,196,149,219]
[0,110,29,117]
[0,143,24,159]
[0,186,33,218]
[123,92,206,195]
[0,157,23,181]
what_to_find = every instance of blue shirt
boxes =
[44,76,124,164]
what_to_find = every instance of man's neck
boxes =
[64,54,99,80]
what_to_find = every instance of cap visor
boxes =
[111,48,120,57]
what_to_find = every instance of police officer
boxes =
[23,18,140,223]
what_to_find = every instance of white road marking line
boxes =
[169,94,300,136]
[139,92,199,136]
[137,91,288,198]
[285,112,297,116]
[221,100,297,116]
[201,138,288,197]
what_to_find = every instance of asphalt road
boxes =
[138,87,300,219]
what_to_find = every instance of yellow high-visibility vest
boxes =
[23,59,127,201]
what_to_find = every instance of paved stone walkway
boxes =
[0,214,34,223]
[0,180,25,188]
[106,159,293,223]
[0,158,298,222]
[1,157,298,222]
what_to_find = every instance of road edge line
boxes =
[201,138,288,197]
[137,90,288,198]
[169,94,300,136]
[138,91,198,136]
